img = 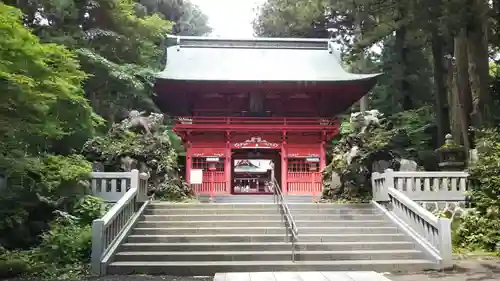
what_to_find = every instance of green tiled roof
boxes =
[157,35,381,82]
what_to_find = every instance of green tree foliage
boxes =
[0,1,191,278]
[253,0,330,38]
[5,0,174,123]
[0,3,96,255]
[138,0,212,36]
[0,3,95,153]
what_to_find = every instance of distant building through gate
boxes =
[154,35,381,196]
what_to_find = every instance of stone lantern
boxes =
[436,134,466,171]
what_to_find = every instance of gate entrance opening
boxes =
[232,149,281,195]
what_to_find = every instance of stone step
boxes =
[126,233,408,243]
[132,226,399,235]
[107,259,435,276]
[199,195,276,203]
[141,214,384,221]
[144,208,379,215]
[120,241,416,252]
[137,220,282,228]
[113,249,423,262]
[288,203,376,209]
[148,203,277,209]
[296,220,391,227]
[136,219,391,228]
[144,208,282,215]
[292,209,380,214]
[291,214,385,220]
[149,202,375,209]
[200,195,313,203]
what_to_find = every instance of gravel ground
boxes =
[388,259,500,281]
[86,277,212,281]
[2,276,212,281]
[3,259,499,281]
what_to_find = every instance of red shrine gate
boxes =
[154,36,380,196]
[174,118,339,195]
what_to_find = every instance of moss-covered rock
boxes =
[322,107,437,201]
[82,112,192,201]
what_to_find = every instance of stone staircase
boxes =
[107,202,435,276]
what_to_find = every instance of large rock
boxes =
[83,110,192,200]
[399,159,418,171]
[322,109,428,201]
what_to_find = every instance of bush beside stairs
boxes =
[107,202,435,276]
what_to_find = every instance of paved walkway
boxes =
[214,271,390,281]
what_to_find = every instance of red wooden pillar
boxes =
[185,142,192,184]
[225,143,231,194]
[208,163,216,201]
[320,141,326,171]
[319,140,326,194]
[281,142,287,193]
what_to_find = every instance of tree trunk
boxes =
[431,31,451,146]
[446,58,461,144]
[453,29,471,152]
[466,0,491,127]
[393,5,412,110]
[428,0,450,146]
[355,5,368,112]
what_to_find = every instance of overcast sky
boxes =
[190,0,266,37]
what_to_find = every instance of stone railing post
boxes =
[130,169,148,203]
[437,217,453,265]
[91,219,105,275]
[371,172,381,201]
[380,168,395,201]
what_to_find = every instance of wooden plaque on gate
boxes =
[231,137,280,149]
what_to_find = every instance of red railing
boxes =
[287,172,323,196]
[191,171,227,196]
[175,116,339,130]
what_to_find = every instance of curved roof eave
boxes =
[156,35,382,83]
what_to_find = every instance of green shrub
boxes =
[38,222,92,265]
[0,250,35,278]
[0,202,97,280]
[454,210,500,252]
[454,129,500,253]
[71,195,104,225]
[0,222,92,279]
